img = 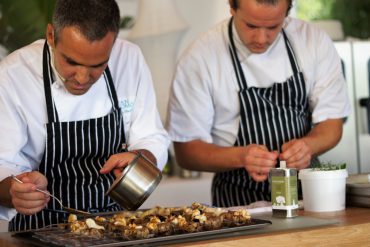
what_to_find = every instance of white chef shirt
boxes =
[0,39,170,220]
[166,17,351,147]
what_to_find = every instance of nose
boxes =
[75,66,90,84]
[255,29,268,44]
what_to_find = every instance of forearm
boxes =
[136,149,157,166]
[0,176,13,208]
[302,118,344,157]
[173,140,245,172]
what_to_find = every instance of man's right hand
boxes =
[240,144,279,182]
[9,171,49,215]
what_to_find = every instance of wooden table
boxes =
[170,207,370,247]
[1,207,370,247]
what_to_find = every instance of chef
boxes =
[0,0,169,231]
[166,0,350,207]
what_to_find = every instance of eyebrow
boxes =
[64,54,109,68]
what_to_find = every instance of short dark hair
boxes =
[52,0,120,43]
[229,0,293,16]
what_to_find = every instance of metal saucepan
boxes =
[105,152,162,211]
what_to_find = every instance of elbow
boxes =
[173,142,196,170]
[334,120,344,145]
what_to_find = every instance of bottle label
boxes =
[271,174,298,210]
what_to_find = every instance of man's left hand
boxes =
[280,139,312,169]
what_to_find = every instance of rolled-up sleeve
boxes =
[307,30,351,123]
[126,51,170,170]
[0,83,33,220]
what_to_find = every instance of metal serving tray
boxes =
[13,218,271,247]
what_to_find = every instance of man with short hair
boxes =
[0,0,169,231]
[166,0,350,207]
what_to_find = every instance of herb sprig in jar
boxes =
[312,162,347,171]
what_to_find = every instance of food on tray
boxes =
[67,202,251,240]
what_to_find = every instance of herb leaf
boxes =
[312,162,347,171]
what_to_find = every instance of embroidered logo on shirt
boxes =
[119,99,134,113]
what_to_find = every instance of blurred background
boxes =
[1,0,369,54]
[0,0,369,221]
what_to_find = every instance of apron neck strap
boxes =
[103,66,120,111]
[228,17,248,89]
[43,41,59,123]
[228,18,301,89]
[281,29,300,75]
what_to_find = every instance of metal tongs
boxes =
[11,175,91,216]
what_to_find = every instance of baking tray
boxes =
[13,218,271,247]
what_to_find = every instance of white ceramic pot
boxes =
[298,168,348,212]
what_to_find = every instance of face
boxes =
[46,24,115,95]
[230,0,288,54]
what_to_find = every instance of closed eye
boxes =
[66,58,79,66]
[246,23,280,30]
[267,25,280,30]
[246,23,258,29]
[65,57,107,68]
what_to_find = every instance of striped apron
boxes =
[10,41,125,231]
[212,18,312,207]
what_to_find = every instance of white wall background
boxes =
[174,0,230,56]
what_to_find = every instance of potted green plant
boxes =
[297,0,370,40]
[298,162,348,212]
[311,162,347,171]
[0,0,56,54]
[118,16,135,39]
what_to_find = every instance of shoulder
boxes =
[283,17,339,72]
[110,39,144,63]
[108,39,148,76]
[177,19,230,70]
[0,40,44,71]
[107,39,151,90]
[0,40,44,86]
[284,17,333,48]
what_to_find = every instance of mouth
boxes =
[253,44,266,50]
[65,80,92,94]
[72,83,88,90]
[250,44,269,53]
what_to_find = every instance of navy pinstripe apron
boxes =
[10,41,125,231]
[212,18,312,207]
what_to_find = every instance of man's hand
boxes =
[280,119,344,170]
[174,141,278,182]
[100,151,137,178]
[280,139,312,169]
[241,144,279,182]
[10,171,49,215]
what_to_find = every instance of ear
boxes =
[229,0,236,16]
[230,7,236,17]
[46,24,55,48]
